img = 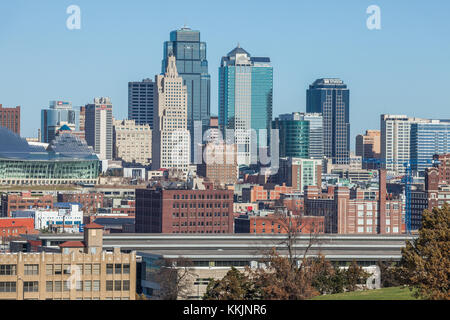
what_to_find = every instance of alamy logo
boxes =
[66,5,81,30]
[66,264,82,290]
[366,5,381,30]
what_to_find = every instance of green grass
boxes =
[311,286,420,300]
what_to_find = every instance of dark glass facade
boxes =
[307,79,350,164]
[128,79,155,129]
[272,114,309,158]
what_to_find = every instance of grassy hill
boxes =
[311,286,420,300]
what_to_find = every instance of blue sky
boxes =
[0,0,449,149]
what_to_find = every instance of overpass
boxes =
[20,233,415,264]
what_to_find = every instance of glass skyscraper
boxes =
[128,78,155,129]
[41,101,79,143]
[272,113,309,159]
[219,45,273,166]
[162,27,210,161]
[307,78,350,164]
[410,120,450,173]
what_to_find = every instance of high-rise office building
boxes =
[41,101,79,143]
[272,113,309,159]
[85,97,113,160]
[79,106,86,132]
[410,120,450,173]
[300,113,324,160]
[152,55,190,171]
[128,78,156,128]
[0,105,20,135]
[306,78,350,165]
[356,130,381,169]
[162,27,211,161]
[113,119,152,166]
[219,45,273,166]
[380,114,428,176]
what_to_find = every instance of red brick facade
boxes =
[136,188,234,234]
[0,104,20,135]
[1,193,53,217]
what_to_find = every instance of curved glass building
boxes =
[273,113,310,158]
[0,128,99,185]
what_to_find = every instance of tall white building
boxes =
[113,119,152,166]
[85,97,113,160]
[152,55,190,171]
[380,114,429,176]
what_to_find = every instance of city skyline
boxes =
[1,0,449,147]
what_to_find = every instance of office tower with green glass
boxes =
[273,113,309,158]
[219,45,273,166]
[162,27,210,162]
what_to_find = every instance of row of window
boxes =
[172,194,231,200]
[173,202,230,209]
[172,212,229,218]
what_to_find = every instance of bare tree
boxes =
[154,257,198,300]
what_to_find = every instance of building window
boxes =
[123,264,130,274]
[93,264,101,275]
[54,264,62,275]
[63,281,70,292]
[54,281,62,292]
[76,281,83,291]
[24,264,39,275]
[84,264,92,275]
[106,264,113,274]
[63,265,71,275]
[106,280,113,291]
[114,280,122,291]
[46,281,53,292]
[115,264,122,274]
[84,281,92,292]
[0,265,16,275]
[93,280,100,292]
[0,282,16,293]
[23,281,39,292]
[122,280,130,291]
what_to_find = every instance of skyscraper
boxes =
[306,78,350,164]
[272,113,309,159]
[297,112,323,160]
[152,55,190,171]
[219,45,273,166]
[410,120,450,173]
[85,97,113,160]
[128,78,156,128]
[162,27,210,161]
[0,104,20,135]
[41,101,79,143]
[380,114,428,176]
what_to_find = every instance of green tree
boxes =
[203,267,261,300]
[377,261,403,288]
[399,204,450,300]
[345,261,370,292]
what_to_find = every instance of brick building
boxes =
[0,104,20,135]
[57,192,104,214]
[197,142,238,186]
[235,214,324,234]
[304,170,404,234]
[0,218,36,241]
[135,187,234,234]
[411,154,450,230]
[242,183,295,203]
[277,157,322,192]
[1,193,53,217]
